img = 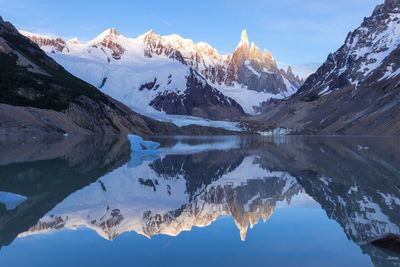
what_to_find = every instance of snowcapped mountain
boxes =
[259,0,400,135]
[21,29,302,120]
[0,17,182,136]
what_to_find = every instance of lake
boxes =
[0,135,399,267]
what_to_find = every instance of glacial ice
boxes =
[0,191,28,210]
[128,134,160,152]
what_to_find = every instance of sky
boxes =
[0,0,383,65]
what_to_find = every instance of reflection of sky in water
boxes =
[1,206,372,267]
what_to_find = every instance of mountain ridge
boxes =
[0,17,242,136]
[21,28,303,120]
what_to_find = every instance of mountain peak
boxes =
[373,0,400,16]
[106,28,120,36]
[262,49,275,63]
[140,30,159,43]
[287,66,293,74]
[91,28,121,43]
[101,28,121,39]
[239,29,249,47]
[144,29,156,36]
[67,37,81,45]
[89,28,126,60]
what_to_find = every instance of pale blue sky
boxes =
[1,0,383,64]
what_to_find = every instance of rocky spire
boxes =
[262,49,274,61]
[287,66,294,75]
[249,41,261,59]
[238,29,249,47]
[261,49,277,69]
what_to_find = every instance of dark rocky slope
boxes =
[258,0,400,136]
[150,69,245,120]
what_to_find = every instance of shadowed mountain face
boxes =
[0,136,399,267]
[258,1,400,135]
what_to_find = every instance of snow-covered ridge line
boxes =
[21,28,296,77]
[21,28,303,122]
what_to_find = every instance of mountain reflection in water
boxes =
[0,135,399,267]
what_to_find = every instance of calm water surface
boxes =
[0,135,399,267]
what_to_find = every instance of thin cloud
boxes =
[163,20,172,28]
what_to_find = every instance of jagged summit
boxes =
[108,27,120,36]
[19,30,67,53]
[226,30,301,93]
[384,0,400,8]
[372,0,400,18]
[89,27,124,45]
[142,29,156,37]
[287,66,294,75]
[232,30,278,69]
[88,28,126,60]
[239,29,249,47]
[66,37,81,45]
[94,27,121,39]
